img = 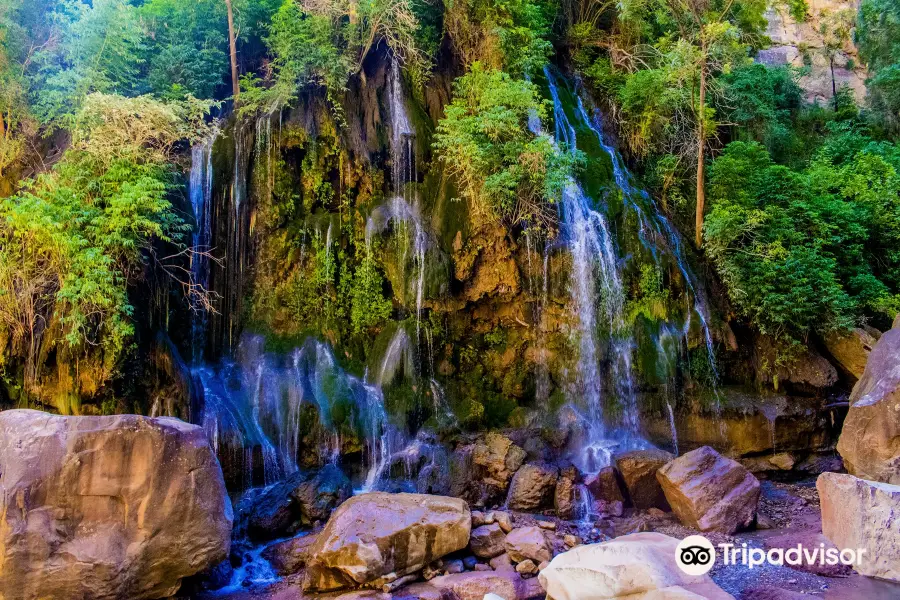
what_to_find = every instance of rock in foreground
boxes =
[614,449,673,510]
[818,472,900,581]
[657,446,760,534]
[0,409,232,600]
[538,532,733,599]
[304,492,471,591]
[836,322,900,484]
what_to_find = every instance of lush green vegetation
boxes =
[1,0,899,413]
[433,63,573,230]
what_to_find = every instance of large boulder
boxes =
[0,410,232,600]
[836,322,900,484]
[614,449,674,510]
[507,462,558,511]
[538,532,733,599]
[238,464,352,540]
[303,492,471,591]
[818,472,900,581]
[657,446,760,534]
[823,327,879,380]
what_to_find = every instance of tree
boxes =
[572,0,767,247]
[225,0,240,99]
[0,93,215,407]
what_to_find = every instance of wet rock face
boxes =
[539,532,733,600]
[237,464,352,541]
[0,409,232,600]
[303,492,471,592]
[837,323,900,484]
[614,449,674,510]
[451,433,527,507]
[818,472,900,582]
[506,462,558,511]
[657,446,760,534]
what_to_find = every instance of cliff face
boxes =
[759,0,867,104]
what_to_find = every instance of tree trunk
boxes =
[225,0,240,101]
[695,53,707,249]
[830,56,837,111]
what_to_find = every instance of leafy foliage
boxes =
[704,135,900,343]
[857,0,900,133]
[433,63,574,230]
[0,94,213,394]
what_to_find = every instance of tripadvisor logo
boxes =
[676,534,867,575]
[676,535,716,576]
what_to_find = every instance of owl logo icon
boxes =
[676,535,716,576]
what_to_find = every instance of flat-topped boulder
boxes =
[837,321,900,484]
[303,492,471,591]
[538,532,733,599]
[0,409,232,600]
[657,446,760,534]
[818,472,900,581]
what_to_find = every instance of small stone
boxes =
[646,508,667,518]
[472,511,486,527]
[563,534,580,548]
[505,526,552,564]
[537,520,556,530]
[469,523,506,559]
[444,559,464,575]
[515,559,538,576]
[489,553,513,572]
[473,563,492,572]
[462,556,478,570]
[493,511,513,533]
[423,563,441,580]
[482,511,496,525]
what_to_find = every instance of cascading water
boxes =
[544,67,646,471]
[195,334,398,492]
[188,129,218,363]
[542,67,723,465]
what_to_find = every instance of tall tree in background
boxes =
[225,0,240,100]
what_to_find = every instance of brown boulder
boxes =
[505,526,552,564]
[303,492,470,591]
[614,449,673,510]
[452,433,527,506]
[657,446,760,534]
[470,523,507,559]
[261,532,318,576]
[554,473,578,519]
[837,323,900,484]
[584,466,626,502]
[0,410,232,600]
[507,462,558,511]
[824,327,879,380]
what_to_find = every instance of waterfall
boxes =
[194,334,399,491]
[188,129,218,363]
[573,94,720,389]
[544,68,644,470]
